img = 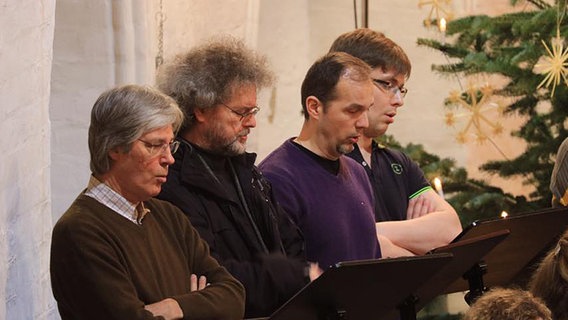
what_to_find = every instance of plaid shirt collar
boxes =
[84,175,149,224]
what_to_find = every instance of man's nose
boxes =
[391,91,404,107]
[161,148,175,165]
[356,111,369,129]
[242,114,257,128]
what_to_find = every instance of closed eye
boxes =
[372,79,394,90]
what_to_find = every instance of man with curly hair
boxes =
[156,36,320,318]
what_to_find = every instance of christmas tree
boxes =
[410,0,568,222]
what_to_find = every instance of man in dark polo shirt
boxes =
[330,28,462,256]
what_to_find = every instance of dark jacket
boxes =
[157,139,309,318]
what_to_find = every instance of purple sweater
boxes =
[259,139,381,269]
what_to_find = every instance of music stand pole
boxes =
[463,261,488,305]
[398,295,418,320]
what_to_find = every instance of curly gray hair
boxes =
[156,35,274,132]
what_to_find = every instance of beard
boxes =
[203,122,249,156]
[337,142,355,155]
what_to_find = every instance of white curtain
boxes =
[0,0,58,319]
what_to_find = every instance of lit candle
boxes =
[433,177,444,199]
[500,211,508,219]
[439,18,447,44]
[439,18,447,33]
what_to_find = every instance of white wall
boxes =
[50,0,156,219]
[0,0,58,319]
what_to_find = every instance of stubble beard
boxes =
[337,142,354,156]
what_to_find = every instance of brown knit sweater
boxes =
[50,194,245,319]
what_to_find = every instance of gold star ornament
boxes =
[418,0,454,27]
[444,83,506,144]
[534,29,568,98]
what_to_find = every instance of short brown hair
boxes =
[329,28,411,78]
[300,52,371,120]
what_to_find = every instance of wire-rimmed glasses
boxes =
[137,139,180,156]
[372,78,408,98]
[220,102,260,122]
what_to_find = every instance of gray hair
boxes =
[156,35,274,132]
[88,84,184,175]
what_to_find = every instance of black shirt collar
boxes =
[291,140,340,175]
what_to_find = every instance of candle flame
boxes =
[500,211,508,219]
[433,177,443,192]
[439,18,447,33]
[433,177,445,199]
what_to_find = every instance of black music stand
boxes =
[380,229,509,320]
[266,253,453,320]
[445,206,568,299]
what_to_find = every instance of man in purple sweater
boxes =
[259,52,381,269]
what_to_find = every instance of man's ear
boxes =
[193,107,209,123]
[108,147,123,161]
[305,96,323,120]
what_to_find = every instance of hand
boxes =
[144,298,183,320]
[308,262,323,281]
[376,234,415,258]
[190,273,208,291]
[406,195,435,220]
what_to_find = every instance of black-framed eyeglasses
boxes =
[137,139,180,156]
[220,102,260,122]
[372,78,408,98]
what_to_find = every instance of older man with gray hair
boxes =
[50,84,244,320]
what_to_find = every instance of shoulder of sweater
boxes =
[145,198,187,220]
[258,139,297,168]
[56,194,109,223]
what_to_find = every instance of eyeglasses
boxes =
[220,102,260,122]
[137,139,180,156]
[372,78,408,98]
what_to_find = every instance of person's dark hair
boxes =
[88,84,183,176]
[529,229,568,320]
[329,28,411,78]
[300,51,371,120]
[464,287,552,320]
[156,35,274,132]
[550,137,568,207]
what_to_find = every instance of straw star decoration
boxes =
[534,29,568,97]
[418,0,454,27]
[444,83,505,144]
